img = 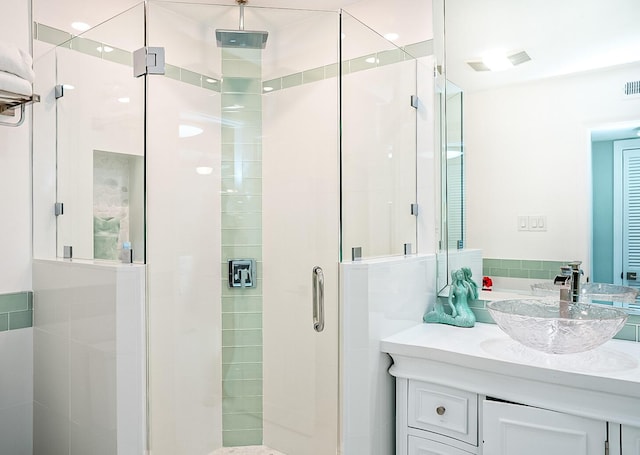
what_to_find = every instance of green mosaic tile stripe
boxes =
[483,258,569,280]
[36,22,432,97]
[263,39,434,93]
[0,292,33,332]
[221,47,264,447]
[35,22,221,92]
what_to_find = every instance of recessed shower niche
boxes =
[93,150,143,261]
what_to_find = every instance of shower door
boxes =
[145,3,340,454]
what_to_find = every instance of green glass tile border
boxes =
[483,258,570,280]
[34,22,221,92]
[221,49,264,446]
[262,39,434,94]
[223,429,263,447]
[0,292,33,332]
[36,22,431,97]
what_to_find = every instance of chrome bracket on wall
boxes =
[133,47,166,78]
[54,202,64,216]
[63,245,73,259]
[404,243,412,255]
[54,85,64,99]
[410,203,419,216]
[410,95,419,109]
[351,247,362,261]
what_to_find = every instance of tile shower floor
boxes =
[211,446,286,455]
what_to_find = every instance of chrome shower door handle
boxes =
[312,266,325,332]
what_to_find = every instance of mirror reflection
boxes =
[442,0,640,308]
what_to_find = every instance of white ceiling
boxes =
[445,0,640,92]
[444,0,640,140]
[33,0,432,50]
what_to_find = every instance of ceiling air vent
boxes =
[508,51,532,66]
[467,50,531,72]
[624,81,640,96]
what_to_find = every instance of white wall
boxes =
[0,0,32,293]
[0,2,34,454]
[466,62,640,277]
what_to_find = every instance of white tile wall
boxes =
[0,328,33,455]
[341,254,436,455]
[32,259,146,455]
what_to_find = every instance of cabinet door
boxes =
[408,436,474,455]
[483,400,606,455]
[623,425,640,454]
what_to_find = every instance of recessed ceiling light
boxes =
[481,51,513,71]
[196,166,213,175]
[71,22,91,32]
[263,86,274,92]
[384,33,399,41]
[97,46,113,53]
[205,78,217,84]
[365,57,378,64]
[179,124,203,138]
[117,97,130,103]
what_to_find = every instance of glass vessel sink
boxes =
[487,299,628,354]
[531,282,639,303]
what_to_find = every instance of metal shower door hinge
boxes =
[133,47,166,77]
[54,85,64,99]
[54,202,64,216]
[410,203,419,216]
[410,95,419,109]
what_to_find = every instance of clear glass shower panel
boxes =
[55,4,145,261]
[341,11,418,260]
[446,87,464,250]
[146,3,340,454]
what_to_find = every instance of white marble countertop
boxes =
[381,323,640,425]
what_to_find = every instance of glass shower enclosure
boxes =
[145,4,340,453]
[34,1,421,454]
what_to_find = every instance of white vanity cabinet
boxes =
[397,379,479,455]
[622,425,640,454]
[397,378,608,455]
[382,324,640,455]
[483,399,607,455]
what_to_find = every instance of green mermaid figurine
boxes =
[424,268,477,328]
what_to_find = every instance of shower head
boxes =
[216,0,268,49]
[216,29,268,49]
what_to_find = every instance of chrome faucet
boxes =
[567,261,583,303]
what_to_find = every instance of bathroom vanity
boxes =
[381,323,640,455]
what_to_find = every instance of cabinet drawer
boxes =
[408,435,475,455]
[408,380,478,446]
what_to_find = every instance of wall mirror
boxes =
[439,0,640,305]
